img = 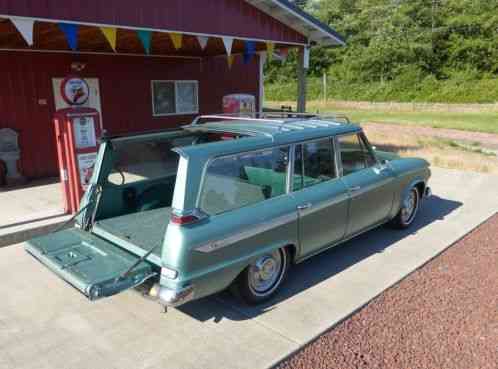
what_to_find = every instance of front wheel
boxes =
[232,247,290,305]
[390,187,420,229]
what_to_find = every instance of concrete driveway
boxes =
[1,168,497,369]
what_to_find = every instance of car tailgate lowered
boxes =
[25,228,157,300]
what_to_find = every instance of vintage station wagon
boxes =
[26,114,431,308]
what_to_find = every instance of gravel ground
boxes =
[277,214,498,369]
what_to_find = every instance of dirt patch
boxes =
[276,214,498,369]
[364,122,498,151]
[363,123,498,174]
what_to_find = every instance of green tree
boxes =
[266,0,498,85]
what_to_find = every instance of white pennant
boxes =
[222,37,234,56]
[10,17,35,46]
[197,36,209,50]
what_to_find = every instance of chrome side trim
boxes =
[299,190,349,216]
[348,177,392,199]
[195,212,298,253]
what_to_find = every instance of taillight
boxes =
[170,214,200,226]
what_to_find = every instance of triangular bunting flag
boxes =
[100,27,117,51]
[137,30,152,54]
[227,55,235,69]
[222,37,234,56]
[10,17,34,46]
[266,42,275,61]
[58,23,78,51]
[169,33,183,50]
[197,36,209,50]
[274,47,289,62]
[243,41,256,64]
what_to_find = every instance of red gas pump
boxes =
[54,107,101,214]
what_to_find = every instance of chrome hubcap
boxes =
[401,190,417,224]
[249,250,283,295]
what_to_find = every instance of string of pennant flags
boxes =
[6,16,290,69]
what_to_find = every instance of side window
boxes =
[199,147,289,215]
[338,133,376,176]
[293,138,336,191]
[152,80,199,116]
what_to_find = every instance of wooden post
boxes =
[323,72,327,102]
[258,52,267,114]
[297,47,307,113]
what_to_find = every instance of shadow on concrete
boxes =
[178,195,462,322]
[0,177,59,193]
[0,212,67,230]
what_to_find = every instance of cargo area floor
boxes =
[92,207,172,265]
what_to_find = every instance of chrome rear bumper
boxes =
[158,285,195,307]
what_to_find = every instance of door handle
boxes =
[378,165,390,173]
[349,186,361,193]
[297,203,312,210]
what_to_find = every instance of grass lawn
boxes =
[266,101,498,135]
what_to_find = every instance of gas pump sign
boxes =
[77,152,97,189]
[61,76,90,106]
[73,116,97,149]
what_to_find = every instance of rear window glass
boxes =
[108,136,196,185]
[199,147,290,215]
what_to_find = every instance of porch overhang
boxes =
[0,16,300,58]
[0,0,344,57]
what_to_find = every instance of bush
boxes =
[265,75,498,103]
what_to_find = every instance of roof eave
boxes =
[245,0,345,47]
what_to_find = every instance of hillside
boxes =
[267,0,498,103]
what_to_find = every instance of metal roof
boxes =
[245,0,345,46]
[178,118,359,162]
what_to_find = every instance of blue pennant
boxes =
[243,41,256,64]
[137,30,152,54]
[58,23,78,51]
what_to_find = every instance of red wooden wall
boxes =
[0,51,260,179]
[0,0,307,45]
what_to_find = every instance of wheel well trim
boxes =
[402,178,425,203]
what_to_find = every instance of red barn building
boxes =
[0,0,343,180]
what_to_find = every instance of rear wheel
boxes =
[390,187,420,229]
[233,247,290,305]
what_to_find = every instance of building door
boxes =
[52,78,103,129]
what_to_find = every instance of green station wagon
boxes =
[26,114,431,308]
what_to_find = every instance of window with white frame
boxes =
[152,80,199,116]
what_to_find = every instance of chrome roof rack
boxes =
[189,111,351,127]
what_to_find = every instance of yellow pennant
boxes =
[169,33,183,50]
[266,42,275,61]
[227,55,235,69]
[100,27,117,51]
